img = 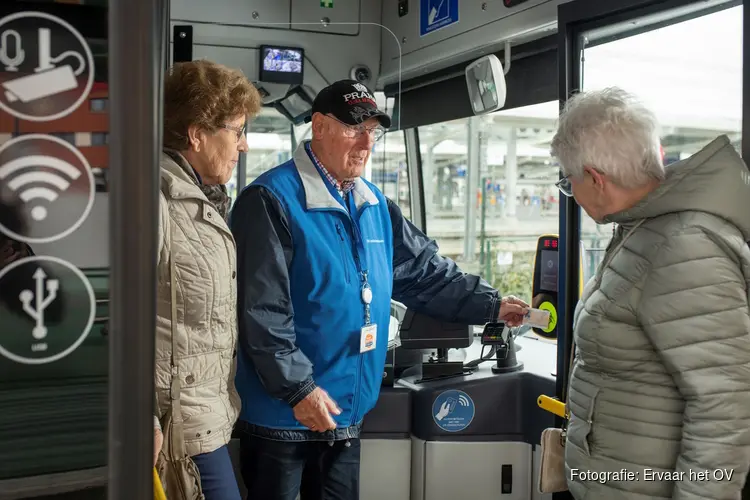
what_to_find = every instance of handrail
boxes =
[537,394,566,418]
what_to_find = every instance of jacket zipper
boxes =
[335,223,350,284]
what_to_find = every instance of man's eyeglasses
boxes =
[221,124,246,142]
[329,115,385,142]
[556,174,573,197]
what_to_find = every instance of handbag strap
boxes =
[162,180,187,458]
[561,219,646,432]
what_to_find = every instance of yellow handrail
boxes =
[537,394,567,418]
[154,468,167,500]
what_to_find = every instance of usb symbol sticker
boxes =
[19,267,59,350]
[0,11,94,122]
[0,255,95,365]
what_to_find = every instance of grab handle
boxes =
[537,394,566,418]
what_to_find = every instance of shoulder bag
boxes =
[538,340,575,493]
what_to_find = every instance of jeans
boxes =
[192,445,242,500]
[238,433,361,500]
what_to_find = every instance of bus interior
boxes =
[0,0,745,499]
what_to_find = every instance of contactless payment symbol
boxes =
[432,389,475,432]
[0,256,95,365]
[0,11,95,121]
[0,134,95,244]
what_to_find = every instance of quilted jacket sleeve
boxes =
[637,225,750,500]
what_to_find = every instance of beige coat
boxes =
[155,152,240,457]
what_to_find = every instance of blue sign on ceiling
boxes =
[420,0,460,37]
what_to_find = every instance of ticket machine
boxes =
[530,234,560,339]
[529,234,584,341]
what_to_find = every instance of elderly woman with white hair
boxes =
[552,87,750,500]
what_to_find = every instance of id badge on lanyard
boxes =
[347,193,377,354]
[360,279,377,353]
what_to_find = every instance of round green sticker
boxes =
[538,301,557,333]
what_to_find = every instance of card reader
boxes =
[479,322,523,374]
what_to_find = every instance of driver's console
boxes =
[397,309,473,382]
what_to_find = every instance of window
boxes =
[0,1,111,486]
[417,103,560,302]
[368,94,410,220]
[51,132,75,144]
[90,98,108,112]
[246,107,294,186]
[227,108,295,201]
[576,5,742,278]
[369,131,410,220]
[91,132,108,145]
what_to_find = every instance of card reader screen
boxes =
[539,249,558,293]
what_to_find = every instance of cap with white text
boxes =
[305,79,391,129]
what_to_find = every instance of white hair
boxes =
[550,87,665,188]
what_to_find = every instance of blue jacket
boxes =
[230,141,501,441]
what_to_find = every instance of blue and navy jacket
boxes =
[230,141,501,441]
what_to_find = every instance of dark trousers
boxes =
[238,433,360,500]
[192,445,243,500]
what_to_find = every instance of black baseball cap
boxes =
[305,79,391,129]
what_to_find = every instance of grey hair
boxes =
[550,87,665,188]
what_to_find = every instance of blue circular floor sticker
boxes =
[432,389,475,432]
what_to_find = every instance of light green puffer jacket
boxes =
[566,135,750,500]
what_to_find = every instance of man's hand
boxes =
[293,387,341,432]
[499,295,529,327]
[153,426,163,467]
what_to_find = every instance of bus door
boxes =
[0,0,166,498]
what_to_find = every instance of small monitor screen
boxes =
[259,45,304,85]
[539,249,558,293]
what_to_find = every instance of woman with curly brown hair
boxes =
[153,59,261,500]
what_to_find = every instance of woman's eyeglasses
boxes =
[556,174,573,197]
[220,124,246,142]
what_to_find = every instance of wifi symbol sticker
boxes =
[0,134,94,244]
